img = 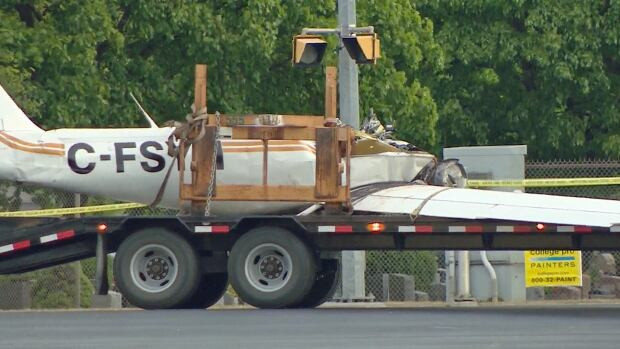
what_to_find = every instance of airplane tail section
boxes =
[0,83,43,132]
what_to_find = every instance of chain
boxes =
[204,111,220,216]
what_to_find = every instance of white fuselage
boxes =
[0,127,434,214]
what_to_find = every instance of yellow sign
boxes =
[524,250,582,287]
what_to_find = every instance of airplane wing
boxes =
[353,184,620,227]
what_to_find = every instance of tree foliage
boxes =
[417,0,620,159]
[0,0,440,149]
[358,0,443,148]
[2,1,619,159]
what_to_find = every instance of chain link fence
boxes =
[363,159,620,304]
[526,159,620,200]
[2,159,620,308]
[0,180,162,309]
[365,250,445,302]
[524,160,620,301]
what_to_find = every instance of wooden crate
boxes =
[178,65,352,214]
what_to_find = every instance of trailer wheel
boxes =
[182,273,229,309]
[290,259,340,308]
[114,228,200,309]
[228,227,316,308]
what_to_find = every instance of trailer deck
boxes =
[2,214,620,276]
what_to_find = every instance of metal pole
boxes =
[456,251,475,302]
[480,251,498,303]
[338,0,360,130]
[72,193,82,308]
[338,0,365,301]
[446,251,456,303]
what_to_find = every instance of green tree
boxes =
[357,0,443,149]
[0,0,441,150]
[418,0,620,159]
[1,0,126,128]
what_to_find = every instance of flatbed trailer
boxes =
[1,213,619,309]
[2,65,619,309]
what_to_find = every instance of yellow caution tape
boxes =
[3,177,618,216]
[467,177,620,188]
[0,203,147,217]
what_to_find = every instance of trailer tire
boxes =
[114,228,200,309]
[290,259,340,308]
[228,227,316,308]
[182,273,229,309]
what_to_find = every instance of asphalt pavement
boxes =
[1,304,620,349]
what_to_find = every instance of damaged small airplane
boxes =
[0,83,437,214]
[2,82,620,228]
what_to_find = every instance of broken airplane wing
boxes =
[354,184,620,228]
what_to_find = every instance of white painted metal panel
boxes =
[354,185,620,227]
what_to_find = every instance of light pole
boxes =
[338,0,360,130]
[338,0,363,302]
[292,0,380,301]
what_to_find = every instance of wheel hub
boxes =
[130,244,179,293]
[244,243,293,292]
[146,257,169,280]
[259,255,284,279]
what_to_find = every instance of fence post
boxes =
[73,193,81,308]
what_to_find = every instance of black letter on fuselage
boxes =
[140,141,165,172]
[68,143,95,174]
[114,142,136,173]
